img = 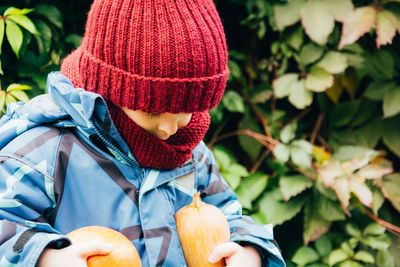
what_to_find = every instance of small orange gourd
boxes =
[67,226,142,267]
[175,192,230,267]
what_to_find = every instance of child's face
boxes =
[121,107,192,140]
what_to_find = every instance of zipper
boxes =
[88,118,140,170]
[135,188,140,206]
[89,119,143,211]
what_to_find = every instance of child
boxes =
[0,0,285,266]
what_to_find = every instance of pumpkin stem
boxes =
[192,192,203,209]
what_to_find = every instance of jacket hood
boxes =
[0,72,134,162]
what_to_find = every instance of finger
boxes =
[72,241,114,258]
[208,242,241,263]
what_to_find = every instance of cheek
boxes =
[178,116,192,128]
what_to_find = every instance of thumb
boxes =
[72,241,114,258]
[208,242,241,263]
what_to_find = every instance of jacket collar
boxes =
[47,72,135,162]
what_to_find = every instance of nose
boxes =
[158,121,178,138]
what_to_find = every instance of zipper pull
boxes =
[135,188,140,207]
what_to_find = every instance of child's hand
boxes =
[208,242,262,267]
[37,241,113,267]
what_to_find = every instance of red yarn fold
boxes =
[107,102,210,170]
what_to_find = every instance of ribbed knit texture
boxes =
[61,0,229,113]
[107,102,211,169]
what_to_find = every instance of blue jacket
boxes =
[0,72,284,266]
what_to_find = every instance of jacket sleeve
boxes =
[196,146,285,267]
[0,154,70,266]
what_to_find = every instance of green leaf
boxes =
[227,60,241,80]
[362,235,391,250]
[6,83,31,92]
[332,146,376,162]
[236,173,268,209]
[317,196,346,222]
[333,177,350,212]
[383,86,400,118]
[338,7,377,49]
[363,223,386,236]
[273,73,299,98]
[303,202,330,244]
[288,79,313,109]
[330,100,360,127]
[315,235,332,257]
[354,251,374,264]
[280,175,313,201]
[379,173,400,212]
[348,238,358,249]
[340,242,354,256]
[222,90,245,113]
[274,143,290,163]
[274,0,306,30]
[249,83,273,104]
[260,189,306,225]
[325,77,343,104]
[299,43,324,66]
[33,20,52,54]
[66,34,83,48]
[318,160,343,187]
[292,246,319,266]
[213,145,233,170]
[383,117,400,157]
[373,49,395,79]
[351,99,377,127]
[323,0,354,22]
[305,67,334,92]
[34,4,63,29]
[339,260,362,267]
[290,143,312,169]
[209,105,223,124]
[364,80,396,101]
[376,10,398,48]
[344,151,380,173]
[317,51,348,74]
[4,7,34,16]
[0,91,6,112]
[7,15,38,34]
[286,26,304,51]
[251,210,267,225]
[0,19,4,55]
[238,113,263,160]
[5,94,17,106]
[280,122,297,143]
[5,20,23,58]
[354,117,383,148]
[349,177,373,207]
[228,163,249,177]
[316,181,338,201]
[301,0,335,45]
[372,186,385,215]
[328,249,349,266]
[9,91,29,102]
[223,173,241,190]
[356,162,393,179]
[294,139,313,154]
[377,250,395,267]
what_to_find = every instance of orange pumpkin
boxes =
[175,192,230,267]
[67,226,142,267]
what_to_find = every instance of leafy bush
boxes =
[1,0,400,265]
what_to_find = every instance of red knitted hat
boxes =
[61,0,229,113]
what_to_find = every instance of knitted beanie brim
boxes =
[61,46,229,114]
